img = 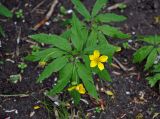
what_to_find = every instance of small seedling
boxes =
[15,9,24,19]
[31,45,40,53]
[122,42,130,49]
[117,3,127,12]
[8,74,22,84]
[94,107,102,113]
[133,35,160,87]
[60,6,67,15]
[18,62,27,73]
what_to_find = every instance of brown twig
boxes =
[113,57,133,72]
[31,0,46,13]
[33,0,58,30]
[0,94,29,97]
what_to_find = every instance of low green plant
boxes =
[133,35,160,87]
[117,3,127,12]
[25,0,129,104]
[18,62,27,73]
[71,0,130,42]
[122,42,130,49]
[15,9,24,19]
[0,3,13,37]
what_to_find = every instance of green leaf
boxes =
[0,4,12,18]
[144,48,157,70]
[71,13,88,50]
[153,64,160,73]
[82,55,90,71]
[71,65,79,85]
[37,56,68,82]
[25,48,66,62]
[77,63,98,99]
[86,29,97,47]
[140,35,160,45]
[98,25,130,39]
[92,0,107,17]
[97,32,108,45]
[29,34,72,52]
[71,0,91,20]
[0,25,5,37]
[133,46,154,63]
[98,69,112,82]
[69,90,81,105]
[96,13,126,23]
[48,63,73,95]
[146,74,160,87]
[61,29,71,39]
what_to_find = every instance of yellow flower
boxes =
[38,61,46,67]
[89,50,108,71]
[68,84,86,94]
[75,84,86,94]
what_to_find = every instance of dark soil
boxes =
[0,0,160,119]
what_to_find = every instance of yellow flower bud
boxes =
[38,61,46,67]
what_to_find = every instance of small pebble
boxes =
[132,32,136,35]
[67,9,73,14]
[54,101,59,106]
[128,39,133,43]
[154,60,158,64]
[126,91,131,95]
[14,22,17,25]
[54,77,57,81]
[45,21,50,26]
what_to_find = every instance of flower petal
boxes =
[76,84,86,94]
[94,50,100,58]
[68,86,76,91]
[98,62,104,71]
[89,55,94,60]
[99,55,108,62]
[90,61,97,67]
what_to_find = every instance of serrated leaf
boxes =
[48,63,73,96]
[77,63,98,99]
[147,74,160,87]
[29,34,72,52]
[97,32,108,45]
[96,13,126,23]
[71,0,91,20]
[98,69,112,82]
[133,46,154,63]
[144,48,157,70]
[25,48,66,62]
[86,29,97,47]
[0,4,12,18]
[98,25,130,39]
[61,29,71,39]
[153,64,160,73]
[82,55,90,71]
[37,56,68,82]
[92,0,107,17]
[140,35,160,45]
[71,13,88,50]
